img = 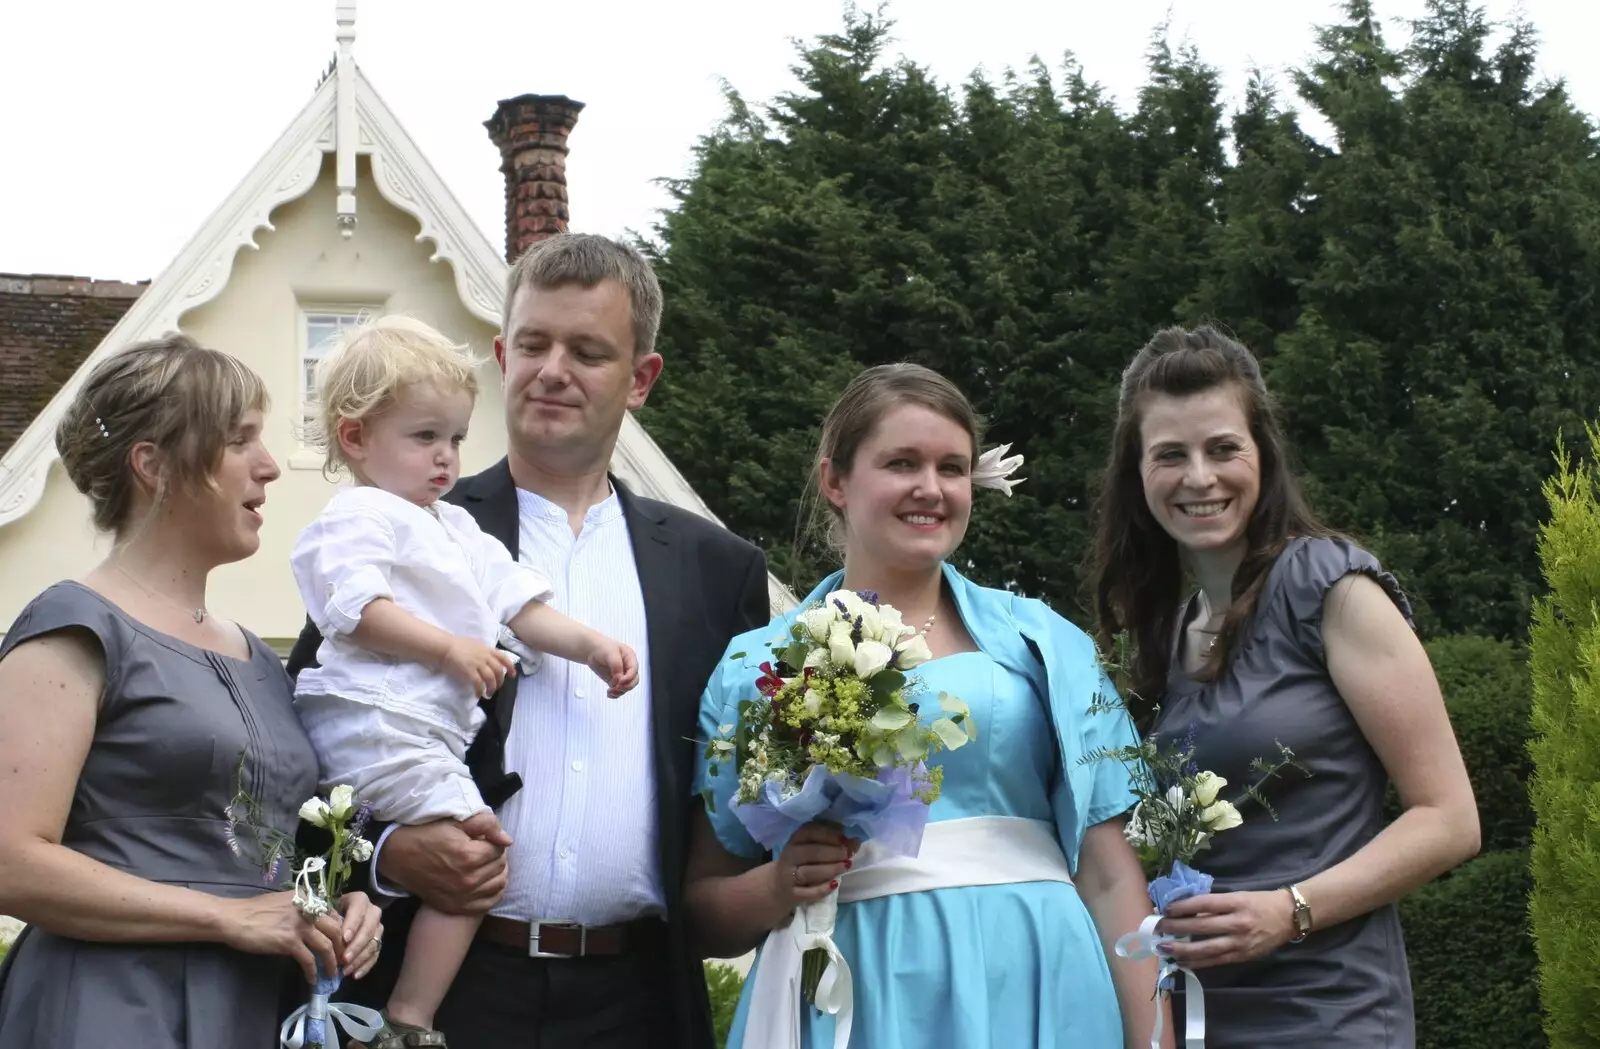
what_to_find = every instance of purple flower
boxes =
[1148,860,1214,913]
[855,590,880,605]
[348,800,373,841]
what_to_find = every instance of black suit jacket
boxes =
[285,460,770,1049]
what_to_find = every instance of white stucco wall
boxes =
[0,154,507,645]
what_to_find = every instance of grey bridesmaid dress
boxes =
[1152,537,1417,1048]
[0,582,321,1048]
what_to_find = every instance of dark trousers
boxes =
[431,927,678,1049]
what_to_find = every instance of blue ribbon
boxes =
[278,965,384,1049]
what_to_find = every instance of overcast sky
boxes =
[2,0,1594,284]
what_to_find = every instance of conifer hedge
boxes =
[1529,431,1600,1049]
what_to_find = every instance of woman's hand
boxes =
[768,822,857,911]
[218,890,350,983]
[1157,889,1299,968]
[335,891,384,979]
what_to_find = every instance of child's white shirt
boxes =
[290,485,553,746]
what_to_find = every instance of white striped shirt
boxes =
[492,486,664,923]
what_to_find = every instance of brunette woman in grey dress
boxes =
[0,335,385,1049]
[1088,327,1480,1048]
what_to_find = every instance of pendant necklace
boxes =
[115,563,209,624]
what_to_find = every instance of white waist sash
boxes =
[743,815,1074,1049]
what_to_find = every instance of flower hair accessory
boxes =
[973,443,1024,496]
[94,417,110,439]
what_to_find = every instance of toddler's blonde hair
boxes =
[308,314,481,477]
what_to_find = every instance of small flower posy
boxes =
[1083,678,1304,1049]
[225,760,383,1049]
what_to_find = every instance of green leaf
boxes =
[869,706,913,732]
[869,668,906,702]
[728,651,746,661]
[932,718,971,751]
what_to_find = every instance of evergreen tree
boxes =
[1529,429,1600,1048]
[1270,0,1600,638]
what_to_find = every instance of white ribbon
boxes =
[1115,913,1207,1049]
[292,856,330,920]
[277,992,385,1049]
[972,443,1025,495]
[743,815,1074,1049]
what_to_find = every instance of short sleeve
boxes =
[0,584,130,699]
[1081,666,1142,827]
[691,644,766,861]
[290,503,398,638]
[1278,537,1413,663]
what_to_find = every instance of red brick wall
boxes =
[0,275,146,458]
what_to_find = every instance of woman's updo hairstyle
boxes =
[799,363,983,562]
[56,332,269,534]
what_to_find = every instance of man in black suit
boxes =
[287,233,769,1049]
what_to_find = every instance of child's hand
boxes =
[588,639,639,698]
[440,637,517,697]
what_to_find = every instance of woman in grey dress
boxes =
[0,335,385,1048]
[1088,326,1481,1047]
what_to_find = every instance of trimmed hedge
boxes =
[705,961,745,1049]
[1401,849,1543,1049]
[1424,635,1535,853]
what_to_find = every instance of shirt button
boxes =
[571,760,584,773]
[574,689,585,700]
[559,847,572,860]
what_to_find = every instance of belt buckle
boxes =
[528,919,584,959]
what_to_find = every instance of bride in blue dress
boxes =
[685,364,1163,1049]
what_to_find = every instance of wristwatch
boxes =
[1285,883,1313,943]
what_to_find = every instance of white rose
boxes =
[298,797,331,828]
[351,837,374,862]
[828,590,866,622]
[799,606,836,643]
[1165,784,1188,814]
[828,622,856,668]
[876,604,906,642]
[801,688,824,718]
[328,784,356,820]
[894,631,933,670]
[1199,799,1244,832]
[853,640,894,680]
[1192,772,1227,808]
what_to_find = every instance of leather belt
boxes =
[478,916,662,958]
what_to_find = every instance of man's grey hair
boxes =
[502,233,664,356]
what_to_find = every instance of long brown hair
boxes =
[1088,326,1330,725]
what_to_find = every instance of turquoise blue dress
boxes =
[695,565,1139,1049]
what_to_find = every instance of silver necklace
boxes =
[115,563,209,624]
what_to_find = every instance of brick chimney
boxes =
[484,94,586,263]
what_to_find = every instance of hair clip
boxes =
[973,443,1025,496]
[95,417,110,439]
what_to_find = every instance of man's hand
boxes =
[378,812,512,915]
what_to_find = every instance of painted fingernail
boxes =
[838,835,849,844]
[844,858,853,869]
[830,879,839,889]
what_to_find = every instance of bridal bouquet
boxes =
[703,588,977,1001]
[225,769,384,1049]
[1086,706,1301,1047]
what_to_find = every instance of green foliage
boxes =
[1400,849,1544,1049]
[1421,634,1535,853]
[704,961,745,1048]
[642,2,1600,644]
[1529,429,1600,1048]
